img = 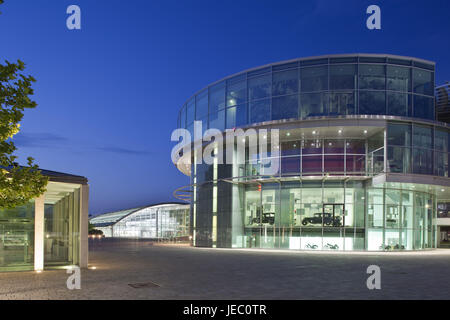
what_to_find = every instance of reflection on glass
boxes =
[272,69,298,96]
[387,92,410,117]
[300,66,328,92]
[359,64,385,90]
[195,90,208,120]
[387,65,410,92]
[329,91,355,115]
[359,91,386,114]
[226,80,247,107]
[413,69,434,96]
[272,94,298,120]
[413,95,434,120]
[248,75,271,100]
[209,82,226,113]
[329,64,356,90]
[249,99,270,123]
[300,93,328,117]
[0,201,34,270]
[226,104,247,129]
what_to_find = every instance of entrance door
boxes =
[323,204,345,227]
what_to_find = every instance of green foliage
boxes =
[0,59,48,209]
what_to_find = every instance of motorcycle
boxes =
[324,243,339,250]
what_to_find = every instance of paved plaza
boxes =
[0,239,449,300]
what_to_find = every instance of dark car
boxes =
[252,212,275,225]
[301,212,341,226]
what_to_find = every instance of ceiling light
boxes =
[363,130,368,134]
[286,132,291,137]
[312,130,316,135]
[338,129,342,134]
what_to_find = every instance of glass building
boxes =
[90,203,190,240]
[0,169,89,271]
[173,54,450,251]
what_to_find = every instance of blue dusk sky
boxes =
[0,0,449,215]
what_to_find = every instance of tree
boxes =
[0,2,48,209]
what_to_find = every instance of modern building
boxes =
[0,169,89,271]
[436,82,450,123]
[90,203,190,240]
[174,53,450,251]
[435,82,450,246]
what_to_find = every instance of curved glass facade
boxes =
[91,203,190,240]
[175,54,447,251]
[178,54,435,137]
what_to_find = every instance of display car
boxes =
[252,212,275,225]
[301,212,342,226]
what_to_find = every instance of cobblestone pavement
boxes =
[0,239,449,300]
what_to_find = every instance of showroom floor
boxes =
[0,239,449,300]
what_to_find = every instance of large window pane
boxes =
[281,156,300,174]
[248,75,271,100]
[359,64,385,90]
[387,146,411,173]
[272,94,298,120]
[300,93,329,117]
[180,105,186,128]
[209,82,226,113]
[413,95,434,120]
[272,69,298,96]
[302,139,322,155]
[324,155,344,173]
[302,155,322,173]
[196,90,208,120]
[0,201,34,270]
[346,155,365,173]
[387,92,411,117]
[186,98,195,125]
[359,91,386,115]
[324,139,344,154]
[413,69,434,96]
[227,80,247,107]
[329,91,356,115]
[435,151,448,177]
[226,104,247,128]
[413,125,432,149]
[249,99,271,123]
[413,148,433,174]
[209,110,225,131]
[281,141,300,156]
[388,123,411,147]
[330,64,356,90]
[387,65,411,92]
[346,139,365,154]
[300,66,328,92]
[435,129,448,152]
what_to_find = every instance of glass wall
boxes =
[231,182,435,251]
[112,205,190,239]
[387,122,449,177]
[367,187,434,250]
[244,137,369,177]
[0,201,34,270]
[44,187,80,266]
[178,55,436,130]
